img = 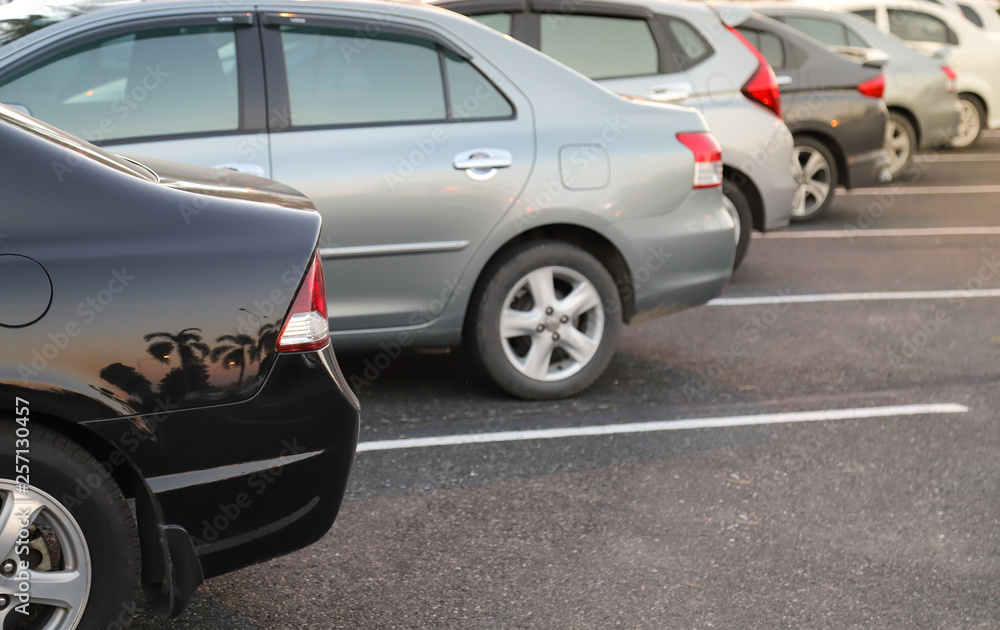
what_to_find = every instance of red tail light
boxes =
[727,25,782,119]
[857,74,885,99]
[277,253,329,353]
[676,132,723,188]
[941,65,958,93]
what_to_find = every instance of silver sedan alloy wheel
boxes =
[0,481,91,630]
[498,266,605,382]
[791,144,832,218]
[722,194,742,249]
[885,118,912,176]
[950,97,981,149]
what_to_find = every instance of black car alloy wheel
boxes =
[0,423,140,629]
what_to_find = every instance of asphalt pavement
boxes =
[134,133,1000,629]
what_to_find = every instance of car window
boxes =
[781,16,850,46]
[664,18,712,69]
[852,9,878,23]
[959,4,984,27]
[442,49,514,119]
[539,14,657,80]
[0,25,239,143]
[280,26,511,127]
[846,27,868,47]
[736,27,786,70]
[887,9,953,43]
[470,12,513,35]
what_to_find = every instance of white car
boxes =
[789,0,1000,147]
[912,0,1000,33]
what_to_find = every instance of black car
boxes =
[0,106,359,627]
[734,13,891,220]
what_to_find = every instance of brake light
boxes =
[941,65,957,93]
[676,132,723,188]
[726,25,782,119]
[857,74,885,99]
[277,253,329,352]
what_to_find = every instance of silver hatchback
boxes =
[0,0,735,399]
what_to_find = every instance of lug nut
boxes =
[536,324,545,332]
[560,315,569,323]
[0,594,8,610]
[1,560,15,576]
[545,307,554,315]
[552,333,560,341]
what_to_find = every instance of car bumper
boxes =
[608,187,734,324]
[911,95,961,150]
[846,146,891,189]
[84,344,360,580]
[698,104,795,232]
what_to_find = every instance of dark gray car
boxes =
[755,5,960,177]
[733,13,890,220]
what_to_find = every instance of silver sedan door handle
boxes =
[644,83,692,102]
[453,148,512,181]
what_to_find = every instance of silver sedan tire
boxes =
[468,241,622,399]
[949,94,984,150]
[885,111,916,179]
[791,136,838,221]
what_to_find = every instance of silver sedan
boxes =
[0,0,736,399]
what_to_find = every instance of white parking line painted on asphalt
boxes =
[755,227,1000,239]
[709,289,1000,306]
[842,185,1000,195]
[356,404,968,452]
[913,154,1000,162]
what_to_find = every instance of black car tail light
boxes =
[277,253,329,353]
[727,25,782,119]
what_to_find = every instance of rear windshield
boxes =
[1,104,157,181]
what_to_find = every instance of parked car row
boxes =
[0,0,995,624]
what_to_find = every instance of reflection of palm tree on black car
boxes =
[210,333,259,388]
[144,328,211,397]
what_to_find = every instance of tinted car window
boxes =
[470,12,513,35]
[959,4,983,27]
[781,16,850,46]
[539,14,657,79]
[443,49,514,119]
[887,9,952,43]
[737,27,786,70]
[0,25,238,142]
[281,27,446,126]
[846,28,868,47]
[852,9,878,23]
[665,18,712,68]
[280,26,512,126]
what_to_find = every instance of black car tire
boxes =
[885,111,916,179]
[0,422,140,629]
[949,94,985,150]
[791,136,838,222]
[468,241,622,399]
[722,179,752,269]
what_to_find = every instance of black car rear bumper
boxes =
[83,344,359,587]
